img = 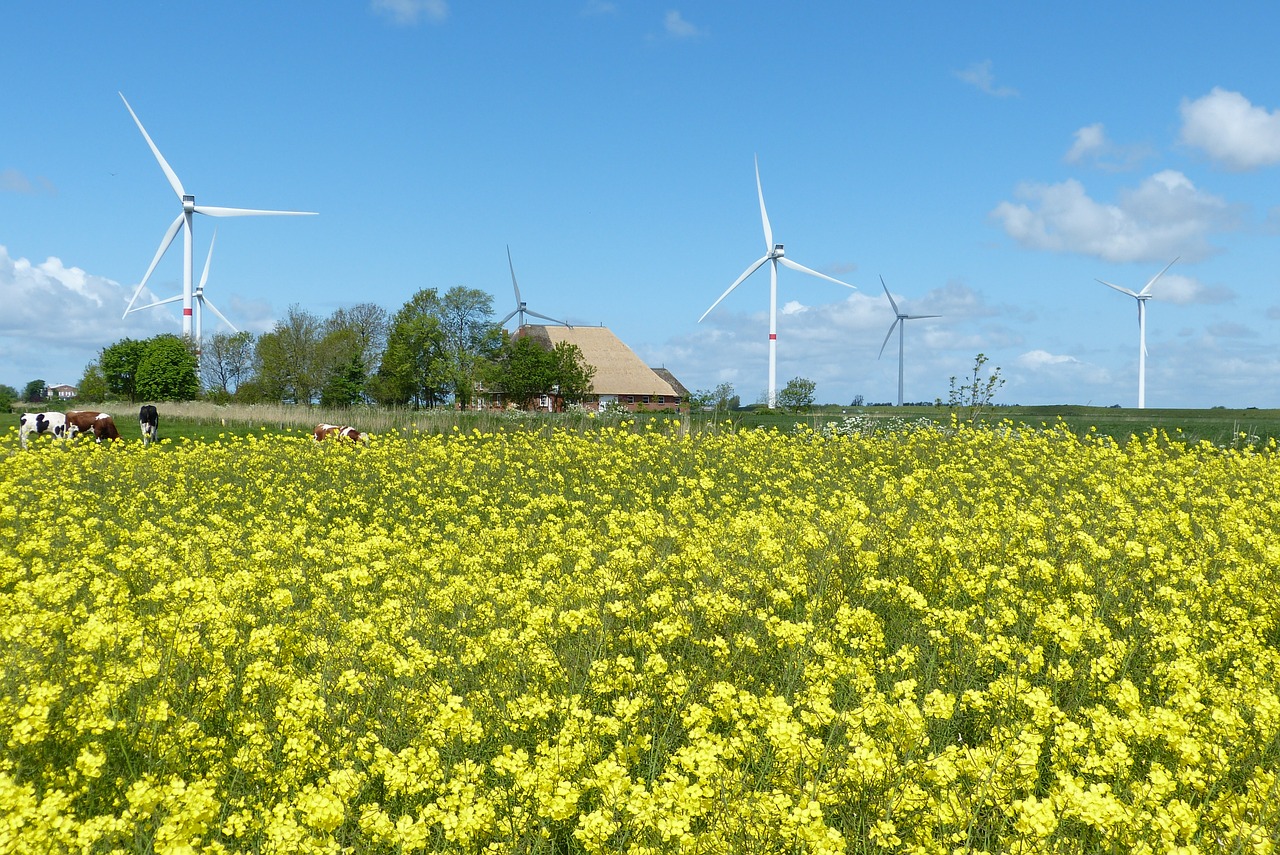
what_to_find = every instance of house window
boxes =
[642,396,651,405]
[626,396,634,404]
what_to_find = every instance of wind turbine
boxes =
[132,228,239,346]
[877,276,940,407]
[498,245,571,328]
[1096,257,1177,409]
[118,92,316,339]
[699,156,854,408]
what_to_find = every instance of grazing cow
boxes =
[139,405,159,446]
[314,423,368,444]
[18,411,68,449]
[65,410,121,443]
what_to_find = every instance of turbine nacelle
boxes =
[770,244,785,259]
[183,194,196,213]
[501,246,571,329]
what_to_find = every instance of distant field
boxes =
[5,403,1280,447]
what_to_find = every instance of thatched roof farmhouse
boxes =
[518,325,687,412]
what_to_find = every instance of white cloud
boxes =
[781,300,808,316]
[663,10,701,38]
[1205,321,1255,339]
[581,1,617,15]
[0,245,181,387]
[371,0,448,26]
[1,168,55,195]
[1065,124,1107,163]
[990,171,1232,263]
[1064,124,1150,171]
[1017,349,1078,369]
[1013,351,1112,396]
[954,60,1018,98]
[1142,272,1233,306]
[1180,87,1280,171]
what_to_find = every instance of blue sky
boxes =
[4,2,1280,408]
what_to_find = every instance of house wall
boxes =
[586,393,686,413]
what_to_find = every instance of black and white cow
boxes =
[139,405,159,446]
[18,411,67,449]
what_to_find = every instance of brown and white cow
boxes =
[18,411,68,449]
[65,410,121,443]
[313,423,368,444]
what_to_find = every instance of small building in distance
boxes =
[520,325,688,413]
[46,384,78,400]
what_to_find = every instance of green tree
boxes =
[325,304,389,374]
[489,334,552,409]
[99,338,149,401]
[549,340,594,404]
[711,382,739,412]
[372,289,448,407]
[486,334,594,410]
[136,335,200,401]
[0,383,19,410]
[776,376,817,412]
[320,353,368,407]
[76,363,108,402]
[22,379,46,404]
[201,330,256,400]
[255,305,324,404]
[439,286,501,408]
[313,303,390,406]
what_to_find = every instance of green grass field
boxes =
[6,402,1280,447]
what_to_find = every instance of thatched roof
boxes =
[652,368,690,399]
[520,325,684,397]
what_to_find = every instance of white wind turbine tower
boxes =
[132,228,239,344]
[877,276,940,407]
[118,92,316,339]
[498,246,571,328]
[1096,257,1177,409]
[699,156,855,408]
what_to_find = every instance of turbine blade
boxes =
[878,319,901,359]
[198,228,218,293]
[123,213,184,317]
[905,314,942,320]
[1097,278,1139,298]
[699,256,769,322]
[524,309,570,326]
[879,275,900,314]
[119,92,185,199]
[507,245,523,305]
[497,309,518,326]
[754,155,774,252]
[201,296,238,333]
[778,257,856,289]
[195,205,317,217]
[132,294,184,311]
[1140,256,1179,295]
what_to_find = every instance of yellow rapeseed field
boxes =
[1,420,1278,854]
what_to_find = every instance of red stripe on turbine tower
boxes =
[770,333,777,340]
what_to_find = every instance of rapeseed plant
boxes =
[1,423,1278,852]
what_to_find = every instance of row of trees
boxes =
[71,286,595,410]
